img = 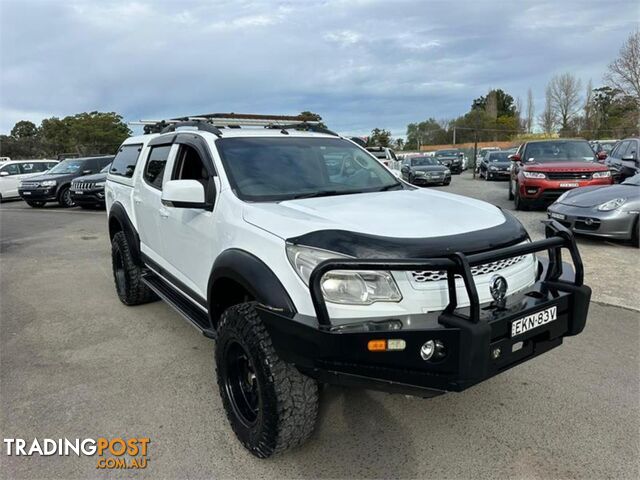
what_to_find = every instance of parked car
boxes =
[18,155,113,207]
[0,159,58,201]
[476,146,500,163]
[548,173,640,247]
[478,151,511,180]
[434,149,463,173]
[400,155,451,186]
[70,163,111,209]
[605,137,639,183]
[590,139,618,160]
[508,139,612,210]
[106,114,590,458]
[366,146,398,167]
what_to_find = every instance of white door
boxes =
[133,144,175,265]
[0,163,22,198]
[159,143,219,299]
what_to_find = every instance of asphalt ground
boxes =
[1,173,638,479]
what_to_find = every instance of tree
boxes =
[582,79,595,138]
[368,128,392,147]
[471,89,516,117]
[605,31,640,104]
[10,120,38,139]
[539,85,557,135]
[392,138,405,151]
[525,88,535,133]
[405,118,447,149]
[298,111,327,128]
[547,73,582,134]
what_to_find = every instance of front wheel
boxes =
[58,187,75,208]
[216,302,319,458]
[26,201,46,208]
[514,184,528,210]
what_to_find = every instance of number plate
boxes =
[511,306,557,338]
[549,212,565,220]
[559,182,579,188]
[74,191,83,194]
[23,191,31,195]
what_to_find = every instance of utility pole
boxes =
[452,127,456,146]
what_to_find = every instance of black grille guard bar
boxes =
[309,220,584,327]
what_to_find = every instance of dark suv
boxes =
[19,155,113,207]
[434,149,463,173]
[605,137,639,183]
[70,163,111,209]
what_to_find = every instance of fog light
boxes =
[420,340,446,361]
[491,347,501,360]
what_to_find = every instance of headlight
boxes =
[41,180,57,187]
[597,198,626,211]
[592,171,611,178]
[414,171,425,176]
[489,166,498,171]
[522,171,546,179]
[444,169,451,175]
[285,244,402,305]
[95,181,105,188]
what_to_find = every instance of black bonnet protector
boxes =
[287,210,529,258]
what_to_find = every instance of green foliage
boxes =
[298,111,327,129]
[404,118,448,149]
[1,111,131,159]
[471,89,517,117]
[368,128,392,147]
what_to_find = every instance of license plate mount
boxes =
[511,305,558,338]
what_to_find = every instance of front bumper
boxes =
[487,169,510,178]
[18,187,57,202]
[547,204,635,240]
[258,221,590,397]
[412,174,450,185]
[520,177,612,203]
[70,188,105,205]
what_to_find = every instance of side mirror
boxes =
[161,180,206,209]
[0,171,9,177]
[597,151,608,160]
[508,154,521,162]
[621,154,636,161]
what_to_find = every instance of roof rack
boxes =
[130,113,338,136]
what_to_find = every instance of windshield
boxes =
[411,157,440,166]
[524,141,596,163]
[622,174,640,186]
[47,159,87,174]
[488,152,510,162]
[435,150,459,157]
[217,137,401,201]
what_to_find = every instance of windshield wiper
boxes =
[376,183,403,192]
[290,190,342,199]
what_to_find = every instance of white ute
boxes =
[106,113,590,457]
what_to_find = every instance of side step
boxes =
[142,270,216,339]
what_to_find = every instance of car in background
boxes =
[605,137,639,183]
[476,146,500,163]
[548,173,640,247]
[70,163,111,209]
[434,149,463,173]
[400,155,451,186]
[18,155,113,207]
[478,151,511,180]
[0,159,58,201]
[508,139,612,210]
[590,139,618,160]
[366,146,398,167]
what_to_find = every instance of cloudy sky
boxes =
[1,0,638,137]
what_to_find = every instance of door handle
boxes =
[134,196,142,204]
[159,207,169,218]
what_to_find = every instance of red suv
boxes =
[508,139,612,210]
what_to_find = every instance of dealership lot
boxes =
[1,173,638,479]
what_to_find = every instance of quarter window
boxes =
[143,145,171,189]
[111,144,142,178]
[1,164,19,175]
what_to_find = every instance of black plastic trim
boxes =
[108,202,143,266]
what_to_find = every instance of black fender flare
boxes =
[108,202,143,265]
[207,249,297,319]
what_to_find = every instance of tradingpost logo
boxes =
[3,437,150,470]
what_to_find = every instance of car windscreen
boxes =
[216,137,401,202]
[46,159,87,174]
[435,150,459,157]
[524,141,596,163]
[488,152,510,162]
[411,157,439,166]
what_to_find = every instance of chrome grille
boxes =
[72,182,95,190]
[20,181,39,188]
[546,172,592,180]
[411,255,527,283]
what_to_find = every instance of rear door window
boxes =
[110,144,143,178]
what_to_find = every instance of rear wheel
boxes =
[632,217,639,248]
[111,231,157,305]
[58,187,75,208]
[216,302,319,458]
[26,201,46,208]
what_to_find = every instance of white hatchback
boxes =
[0,159,58,200]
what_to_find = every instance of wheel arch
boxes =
[108,202,143,266]
[207,249,297,327]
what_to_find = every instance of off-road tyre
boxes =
[111,231,157,305]
[26,201,46,208]
[215,302,319,458]
[58,186,75,208]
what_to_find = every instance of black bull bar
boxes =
[258,220,591,396]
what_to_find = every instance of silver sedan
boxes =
[547,174,640,247]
